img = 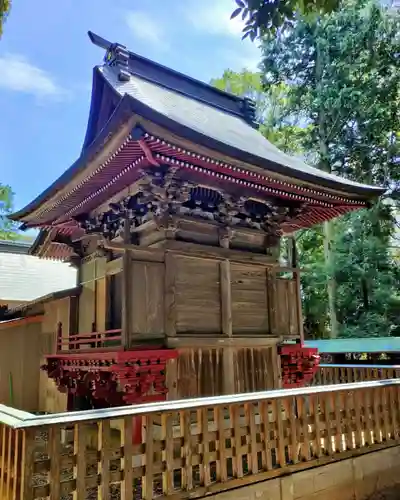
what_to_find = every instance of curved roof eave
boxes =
[12,82,384,224]
[125,96,385,199]
[10,94,133,222]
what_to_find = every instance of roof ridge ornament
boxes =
[241,97,258,128]
[88,31,130,82]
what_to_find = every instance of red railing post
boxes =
[56,322,62,351]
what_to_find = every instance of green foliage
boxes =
[261,0,400,185]
[297,228,330,339]
[259,0,400,338]
[217,0,400,339]
[230,0,340,40]
[0,0,10,37]
[0,185,20,240]
[334,204,400,337]
[210,69,308,154]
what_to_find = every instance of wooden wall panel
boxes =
[39,298,71,413]
[234,347,279,393]
[80,260,96,284]
[176,348,224,398]
[175,346,279,399]
[130,261,165,337]
[275,278,299,336]
[231,264,269,335]
[0,318,42,412]
[174,256,221,334]
[96,277,107,332]
[78,282,95,333]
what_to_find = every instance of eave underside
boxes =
[17,130,369,226]
[14,80,383,262]
[22,122,373,261]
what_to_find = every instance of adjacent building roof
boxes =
[304,338,400,354]
[0,239,31,254]
[0,240,77,302]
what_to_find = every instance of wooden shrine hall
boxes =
[9,31,383,414]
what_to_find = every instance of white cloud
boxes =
[0,54,66,99]
[219,48,262,72]
[186,0,247,37]
[125,11,167,48]
[185,0,262,71]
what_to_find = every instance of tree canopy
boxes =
[231,0,340,39]
[214,0,400,338]
[0,0,10,37]
[0,184,20,240]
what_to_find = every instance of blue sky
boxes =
[0,0,261,212]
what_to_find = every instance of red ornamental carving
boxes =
[278,344,320,388]
[42,347,178,406]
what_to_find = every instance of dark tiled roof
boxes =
[10,32,384,223]
[101,65,382,195]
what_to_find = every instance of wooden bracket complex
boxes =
[278,343,320,388]
[42,347,178,406]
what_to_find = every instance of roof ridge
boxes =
[88,31,258,127]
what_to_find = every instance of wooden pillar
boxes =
[220,260,232,337]
[267,268,278,336]
[220,260,235,394]
[295,270,304,345]
[291,236,304,344]
[271,342,282,389]
[165,357,178,400]
[222,347,236,395]
[164,252,177,337]
[121,218,131,347]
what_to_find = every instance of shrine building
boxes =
[8,31,383,414]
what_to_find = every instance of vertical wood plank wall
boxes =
[78,257,108,334]
[78,251,301,344]
[129,253,300,339]
[39,298,73,413]
[123,251,299,397]
[130,261,165,338]
[69,250,301,400]
[0,318,42,411]
[174,346,280,398]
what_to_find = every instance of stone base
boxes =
[210,445,400,500]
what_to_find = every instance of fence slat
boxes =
[1,379,400,499]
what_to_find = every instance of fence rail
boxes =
[1,379,400,499]
[313,364,400,386]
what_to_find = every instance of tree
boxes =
[217,1,400,338]
[260,0,400,337]
[230,0,340,40]
[0,0,10,37]
[210,69,308,154]
[334,204,400,337]
[0,185,20,240]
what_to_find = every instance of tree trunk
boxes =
[315,28,339,339]
[323,221,339,338]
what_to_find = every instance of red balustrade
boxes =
[56,323,122,352]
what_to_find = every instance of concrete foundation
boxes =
[210,445,400,500]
